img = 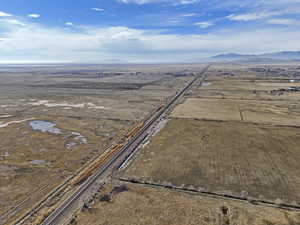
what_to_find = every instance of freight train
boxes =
[72,122,145,186]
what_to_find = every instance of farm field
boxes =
[0,64,203,223]
[174,65,300,127]
[123,118,300,204]
[3,63,300,225]
[67,64,300,225]
[119,64,300,210]
[75,182,300,225]
[192,65,300,101]
[193,88,300,101]
[171,98,300,126]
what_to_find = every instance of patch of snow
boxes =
[71,132,87,144]
[0,105,14,108]
[202,82,211,86]
[0,115,13,119]
[0,118,35,128]
[0,152,10,157]
[86,102,108,110]
[152,119,169,137]
[30,160,50,166]
[66,142,77,150]
[29,100,108,110]
[29,100,85,108]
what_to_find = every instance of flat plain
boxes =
[74,64,300,225]
[171,98,300,126]
[109,64,300,223]
[75,182,300,225]
[0,64,204,223]
[124,118,300,203]
[3,63,300,225]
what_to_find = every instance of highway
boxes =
[39,65,210,225]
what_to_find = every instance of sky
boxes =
[0,0,300,63]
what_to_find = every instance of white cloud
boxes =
[227,12,279,21]
[181,13,198,17]
[0,11,12,17]
[225,0,300,22]
[176,0,199,4]
[267,18,299,25]
[0,19,25,26]
[260,0,300,5]
[118,0,199,4]
[28,14,40,18]
[65,22,74,26]
[211,0,300,10]
[194,21,214,28]
[91,8,104,11]
[1,18,300,63]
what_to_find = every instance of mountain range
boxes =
[211,51,300,61]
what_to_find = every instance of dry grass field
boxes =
[3,63,300,224]
[194,89,300,101]
[199,80,300,92]
[0,115,129,215]
[0,64,201,223]
[75,182,300,225]
[123,119,300,204]
[75,64,300,225]
[171,98,242,121]
[171,98,300,126]
[192,65,300,101]
[174,65,300,127]
[122,64,300,206]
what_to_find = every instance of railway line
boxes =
[29,65,210,225]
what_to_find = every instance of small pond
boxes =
[30,120,61,134]
[30,160,50,166]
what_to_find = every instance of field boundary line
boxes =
[118,178,300,212]
[190,96,299,102]
[169,117,300,128]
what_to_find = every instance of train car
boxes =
[155,104,163,112]
[125,122,144,140]
[72,143,124,185]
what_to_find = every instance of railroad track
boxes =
[34,65,210,225]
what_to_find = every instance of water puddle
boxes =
[30,160,50,166]
[202,82,212,86]
[29,121,87,150]
[30,120,61,134]
[0,165,17,173]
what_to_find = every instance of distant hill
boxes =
[261,51,300,59]
[212,51,300,61]
[212,53,256,59]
